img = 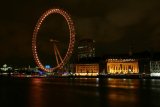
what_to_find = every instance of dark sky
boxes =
[1,0,160,66]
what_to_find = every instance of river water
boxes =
[0,77,160,107]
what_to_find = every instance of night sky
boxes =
[1,0,160,66]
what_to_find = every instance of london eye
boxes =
[32,8,75,72]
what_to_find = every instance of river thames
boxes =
[0,77,160,107]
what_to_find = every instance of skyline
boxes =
[1,0,160,66]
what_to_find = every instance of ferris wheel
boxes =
[32,8,75,72]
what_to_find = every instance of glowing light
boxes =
[45,65,51,69]
[150,73,160,77]
[75,73,99,76]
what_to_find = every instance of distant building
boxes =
[75,64,99,76]
[73,56,101,76]
[0,64,12,72]
[150,61,160,77]
[106,59,139,74]
[77,39,95,60]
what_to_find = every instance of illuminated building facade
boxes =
[77,39,95,60]
[75,64,99,76]
[106,59,139,74]
[150,61,160,77]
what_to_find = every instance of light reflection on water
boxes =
[106,78,140,89]
[1,77,160,107]
[29,78,43,107]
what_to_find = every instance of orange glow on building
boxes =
[75,64,99,76]
[106,59,139,74]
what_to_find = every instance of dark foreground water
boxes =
[0,77,160,107]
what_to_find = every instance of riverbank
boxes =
[1,74,160,79]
